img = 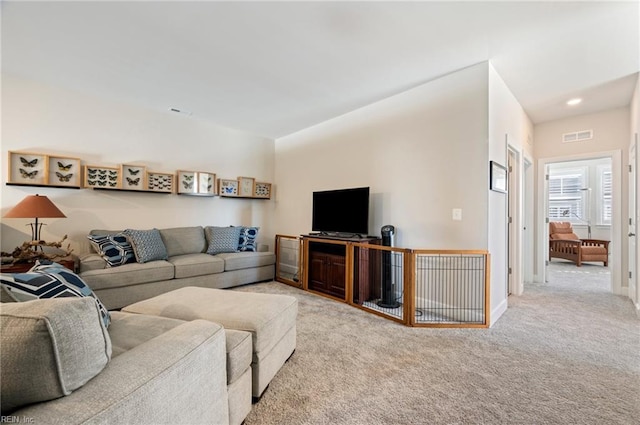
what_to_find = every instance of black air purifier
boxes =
[377,225,400,309]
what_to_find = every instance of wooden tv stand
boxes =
[301,235,381,301]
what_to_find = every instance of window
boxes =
[548,161,612,227]
[548,167,586,224]
[599,165,612,225]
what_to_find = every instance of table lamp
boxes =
[3,194,66,242]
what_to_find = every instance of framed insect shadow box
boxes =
[8,151,81,188]
[218,178,239,197]
[48,155,81,187]
[8,151,47,185]
[84,165,120,189]
[177,170,197,195]
[121,164,146,191]
[177,170,216,196]
[147,171,174,193]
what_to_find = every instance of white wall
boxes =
[631,74,640,310]
[488,64,534,320]
[1,75,276,254]
[274,63,490,250]
[534,107,630,293]
[274,62,537,325]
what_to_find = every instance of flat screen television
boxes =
[312,187,370,235]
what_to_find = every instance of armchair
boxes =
[549,222,609,267]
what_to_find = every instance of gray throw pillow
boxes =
[0,297,112,414]
[124,228,168,263]
[205,226,242,255]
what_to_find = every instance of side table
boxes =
[0,257,77,273]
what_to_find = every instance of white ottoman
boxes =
[122,286,298,398]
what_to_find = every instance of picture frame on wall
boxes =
[253,182,272,199]
[238,176,255,197]
[490,161,507,193]
[177,170,197,194]
[8,151,47,185]
[121,164,146,190]
[48,156,81,187]
[219,179,239,197]
[84,165,120,189]
[198,172,216,195]
[147,171,174,193]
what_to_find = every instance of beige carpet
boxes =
[234,263,639,424]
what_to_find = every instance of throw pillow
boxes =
[205,226,242,255]
[123,228,168,263]
[0,297,112,414]
[0,261,111,328]
[87,233,136,267]
[238,226,260,252]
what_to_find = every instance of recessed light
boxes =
[567,98,582,106]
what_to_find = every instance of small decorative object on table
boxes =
[0,236,74,266]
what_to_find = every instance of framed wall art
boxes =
[147,171,174,193]
[198,172,216,195]
[177,170,197,194]
[219,179,239,197]
[8,151,47,185]
[121,164,146,190]
[238,176,255,197]
[253,182,272,199]
[490,161,507,193]
[48,156,81,187]
[84,165,120,189]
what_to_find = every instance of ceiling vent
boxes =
[562,129,593,143]
[168,107,192,117]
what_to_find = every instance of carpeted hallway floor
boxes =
[234,262,639,424]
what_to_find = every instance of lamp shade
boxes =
[4,194,66,219]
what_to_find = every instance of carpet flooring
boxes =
[234,262,639,424]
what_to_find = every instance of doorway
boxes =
[536,151,622,294]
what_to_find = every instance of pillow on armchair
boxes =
[0,297,112,414]
[549,222,580,240]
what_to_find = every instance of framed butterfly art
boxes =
[147,171,174,193]
[84,165,120,189]
[48,156,81,187]
[7,151,43,186]
[218,179,239,197]
[121,164,146,190]
[198,172,216,195]
[177,170,198,195]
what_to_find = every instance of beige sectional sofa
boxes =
[1,226,295,424]
[1,298,235,424]
[79,226,276,310]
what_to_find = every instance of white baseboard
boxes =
[490,298,508,327]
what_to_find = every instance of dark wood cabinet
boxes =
[303,236,380,301]
[308,243,347,298]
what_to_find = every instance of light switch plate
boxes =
[452,208,462,221]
